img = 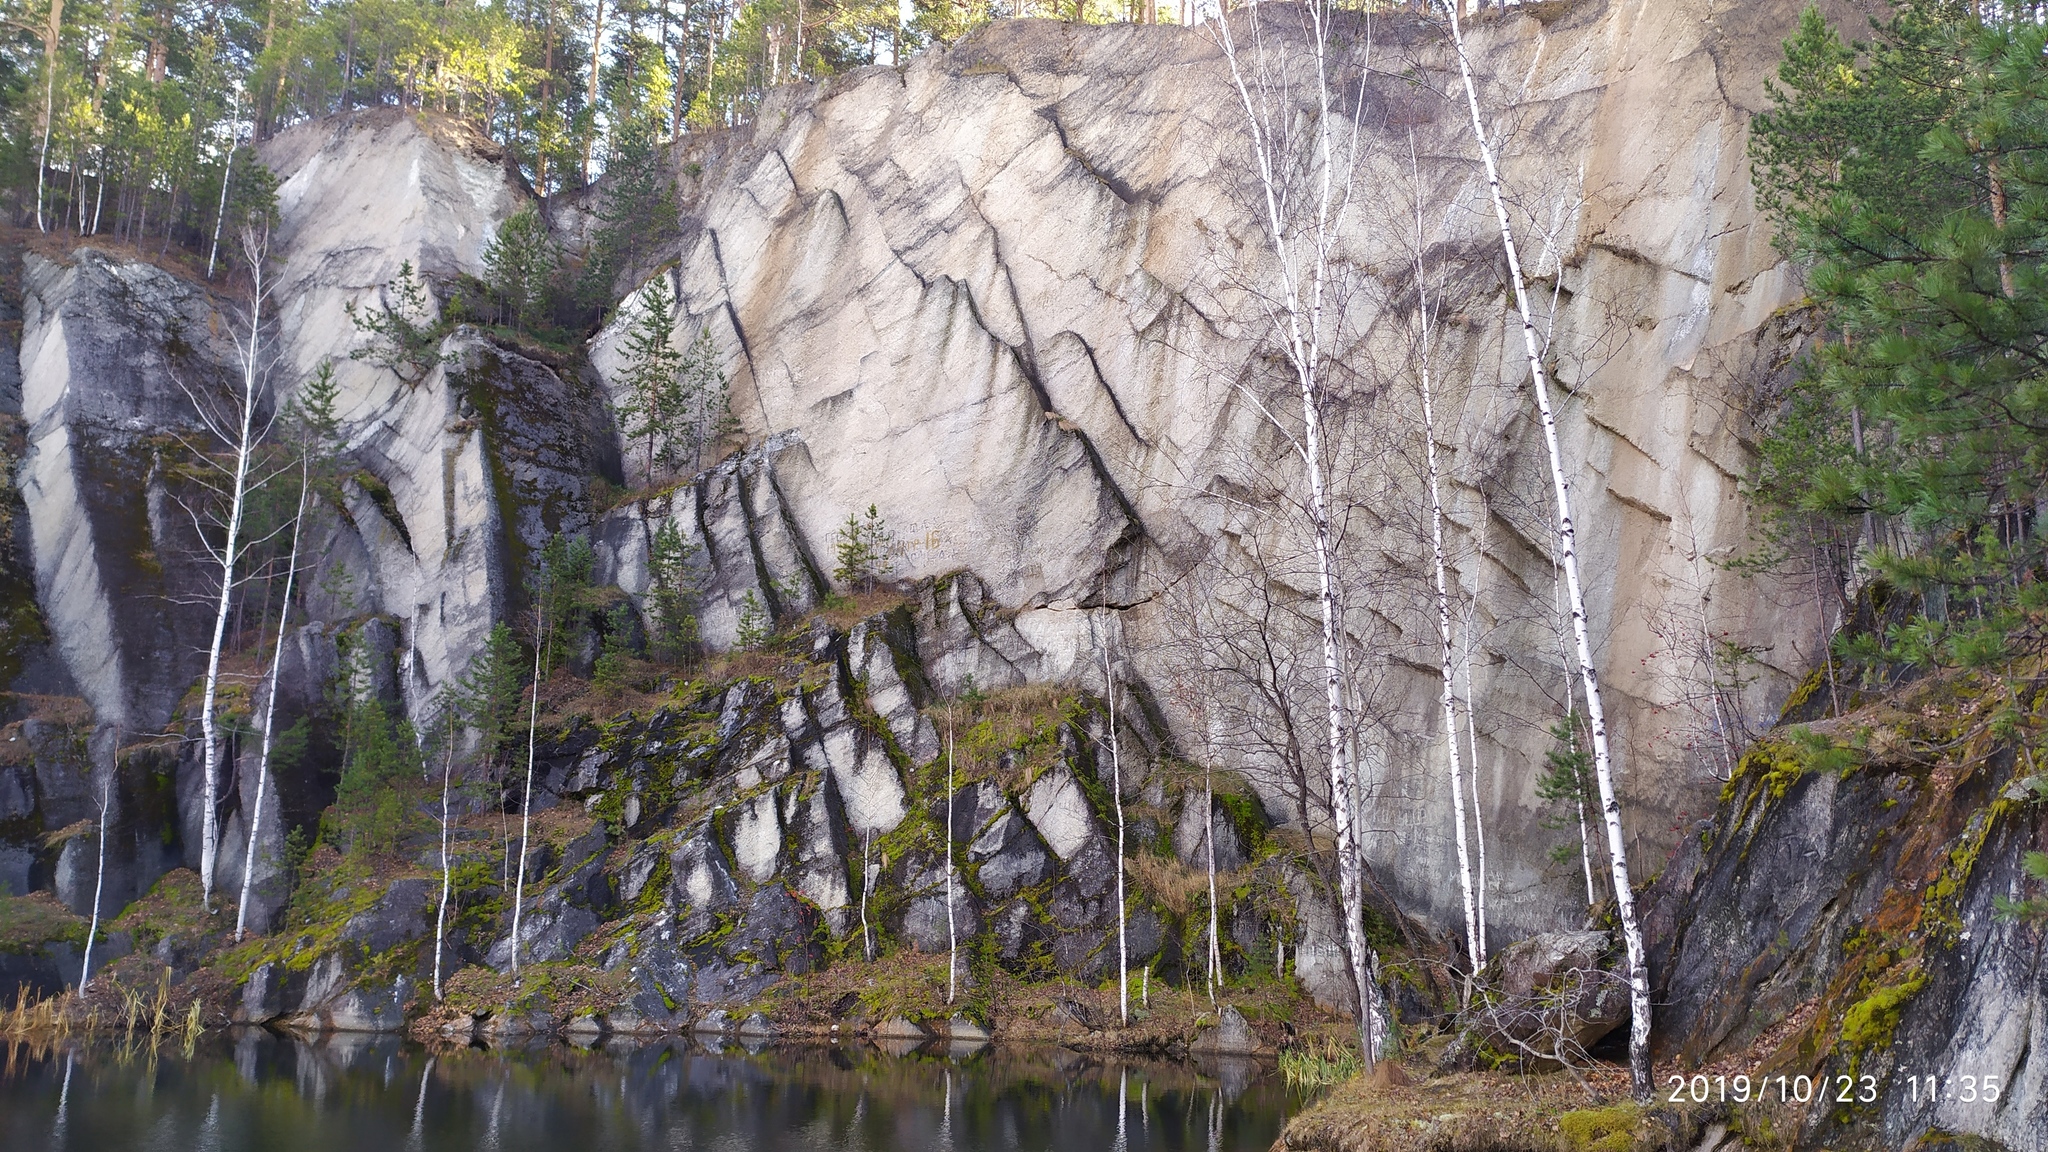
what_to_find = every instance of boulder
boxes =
[1022,768,1097,862]
[873,1016,928,1041]
[1447,930,1626,1069]
[1193,1005,1258,1055]
[1173,792,1248,874]
[236,961,285,1025]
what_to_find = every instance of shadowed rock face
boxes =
[1647,728,2047,1151]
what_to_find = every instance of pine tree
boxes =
[832,504,894,592]
[482,205,561,332]
[613,275,686,482]
[648,518,701,662]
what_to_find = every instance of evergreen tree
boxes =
[647,518,701,661]
[677,324,730,472]
[1751,4,2048,666]
[832,503,894,592]
[481,204,561,332]
[613,274,686,481]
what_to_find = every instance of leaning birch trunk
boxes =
[81,771,109,989]
[1439,2,1652,1097]
[236,460,309,941]
[1216,0,1385,1066]
[509,601,544,979]
[1102,621,1128,1027]
[196,240,268,911]
[1411,164,1481,977]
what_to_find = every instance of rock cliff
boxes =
[11,2,2030,1132]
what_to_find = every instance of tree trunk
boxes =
[945,714,958,1005]
[433,713,456,999]
[1410,152,1481,976]
[207,88,241,278]
[1216,0,1386,1066]
[1102,616,1129,1027]
[1439,1,1651,1098]
[510,600,545,978]
[36,0,66,233]
[197,235,268,912]
[236,459,309,942]
[80,768,109,989]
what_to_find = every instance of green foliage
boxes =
[346,261,451,385]
[292,360,343,451]
[613,275,687,481]
[328,699,422,856]
[453,623,527,764]
[592,603,641,691]
[648,519,702,663]
[1748,4,2048,668]
[579,117,680,308]
[481,205,561,332]
[1535,716,1596,867]
[1278,1037,1360,1093]
[530,534,599,673]
[735,588,769,649]
[832,504,896,592]
[679,326,734,472]
[1998,765,2048,922]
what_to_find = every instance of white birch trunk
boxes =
[1215,0,1386,1067]
[1439,2,1652,1097]
[509,601,544,979]
[1411,163,1481,976]
[1102,623,1129,1027]
[945,715,958,1006]
[433,719,455,1000]
[1205,767,1220,1008]
[236,462,309,941]
[197,247,267,911]
[80,771,109,989]
[1462,666,1488,963]
[206,88,241,278]
[860,832,874,961]
[34,0,60,234]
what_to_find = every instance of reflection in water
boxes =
[0,1032,1289,1152]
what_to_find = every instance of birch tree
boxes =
[1436,1,1652,1097]
[80,764,109,989]
[1408,151,1482,980]
[236,361,339,940]
[509,598,545,979]
[180,225,282,913]
[1099,612,1129,1028]
[1214,0,1387,1064]
[945,714,958,1006]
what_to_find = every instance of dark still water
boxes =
[0,1033,1290,1152]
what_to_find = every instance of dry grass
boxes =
[1125,853,1218,920]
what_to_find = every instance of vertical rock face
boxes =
[584,0,1832,938]
[17,250,232,734]
[4,3,1863,961]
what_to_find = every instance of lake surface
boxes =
[0,1032,1291,1151]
